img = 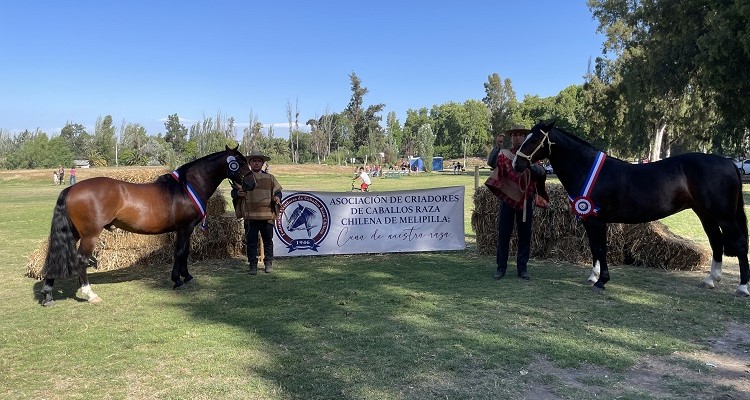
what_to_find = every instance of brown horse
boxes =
[40,145,256,306]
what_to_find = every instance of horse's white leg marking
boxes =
[42,284,53,293]
[588,261,600,283]
[701,260,722,289]
[735,284,750,297]
[81,284,101,303]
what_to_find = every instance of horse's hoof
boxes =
[734,290,750,297]
[183,274,193,284]
[42,300,55,307]
[590,284,605,293]
[88,296,103,304]
[173,280,184,290]
[699,280,715,289]
[586,278,597,285]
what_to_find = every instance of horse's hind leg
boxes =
[78,236,102,303]
[41,278,56,306]
[697,215,724,289]
[718,220,750,297]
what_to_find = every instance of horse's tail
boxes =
[725,169,748,257]
[41,188,86,279]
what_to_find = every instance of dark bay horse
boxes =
[512,121,749,297]
[40,145,256,306]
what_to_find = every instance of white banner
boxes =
[273,186,465,256]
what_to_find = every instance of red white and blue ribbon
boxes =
[171,170,208,230]
[568,151,606,219]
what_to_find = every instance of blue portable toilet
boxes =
[408,157,424,171]
[432,157,444,171]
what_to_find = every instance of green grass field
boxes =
[1,167,748,400]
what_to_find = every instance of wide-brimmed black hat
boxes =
[247,150,271,162]
[504,125,530,135]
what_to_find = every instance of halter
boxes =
[515,128,555,164]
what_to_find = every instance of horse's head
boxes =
[513,121,555,172]
[225,145,256,191]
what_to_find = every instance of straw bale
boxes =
[472,183,709,270]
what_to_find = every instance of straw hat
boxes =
[247,150,271,162]
[503,125,530,136]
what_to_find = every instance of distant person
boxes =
[69,165,77,185]
[53,170,59,185]
[58,165,65,185]
[353,166,371,191]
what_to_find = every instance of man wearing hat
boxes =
[233,150,283,275]
[487,125,547,280]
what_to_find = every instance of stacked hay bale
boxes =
[26,171,246,279]
[472,183,709,270]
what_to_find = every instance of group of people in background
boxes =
[52,165,76,185]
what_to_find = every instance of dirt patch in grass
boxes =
[524,322,750,399]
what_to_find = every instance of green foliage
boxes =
[164,113,188,154]
[93,115,117,165]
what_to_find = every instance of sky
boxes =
[1,1,605,139]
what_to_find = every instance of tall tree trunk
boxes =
[651,122,667,161]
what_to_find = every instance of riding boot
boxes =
[493,266,506,280]
[264,261,273,273]
[249,263,258,275]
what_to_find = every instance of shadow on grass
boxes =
[42,248,748,399]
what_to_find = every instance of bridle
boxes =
[515,128,555,164]
[226,154,256,188]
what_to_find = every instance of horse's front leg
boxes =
[172,229,193,289]
[583,219,609,291]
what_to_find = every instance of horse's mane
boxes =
[552,126,600,152]
[153,149,229,188]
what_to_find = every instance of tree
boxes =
[92,115,117,166]
[402,108,431,159]
[59,122,90,159]
[119,123,148,165]
[483,73,519,137]
[416,124,436,172]
[164,113,188,155]
[383,111,402,165]
[343,72,385,159]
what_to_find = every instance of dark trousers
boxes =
[244,219,275,266]
[496,197,533,274]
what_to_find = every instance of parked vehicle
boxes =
[733,159,750,174]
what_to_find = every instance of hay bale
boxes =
[26,213,245,279]
[472,183,709,270]
[624,223,709,270]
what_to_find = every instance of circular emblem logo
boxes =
[276,193,330,253]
